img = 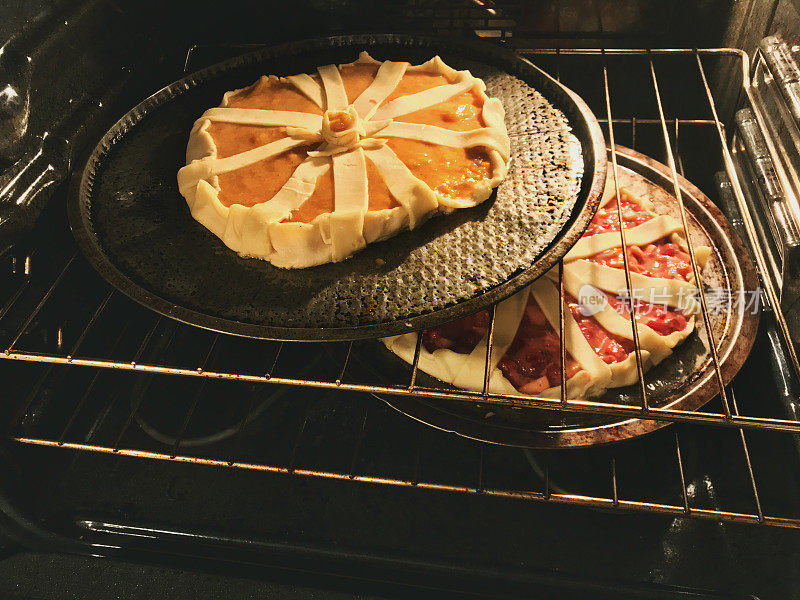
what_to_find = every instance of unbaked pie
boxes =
[383,172,711,399]
[177,52,510,268]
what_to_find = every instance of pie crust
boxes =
[383,171,712,399]
[177,52,511,268]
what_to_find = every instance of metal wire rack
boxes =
[4,46,800,529]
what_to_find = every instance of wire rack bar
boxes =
[0,279,30,323]
[674,431,690,515]
[519,48,747,55]
[673,119,685,176]
[15,435,800,530]
[166,333,220,456]
[611,458,619,507]
[648,51,733,418]
[58,370,102,445]
[265,341,283,378]
[602,48,650,410]
[68,289,115,359]
[130,316,163,366]
[171,381,206,458]
[227,394,256,467]
[731,388,765,522]
[5,348,800,432]
[9,364,55,434]
[481,304,497,397]
[287,418,307,474]
[337,341,354,386]
[557,260,567,405]
[58,320,131,444]
[408,332,424,390]
[349,405,369,479]
[112,318,173,450]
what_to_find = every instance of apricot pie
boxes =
[383,172,712,399]
[176,52,511,268]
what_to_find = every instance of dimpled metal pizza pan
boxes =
[68,34,606,341]
[365,146,759,448]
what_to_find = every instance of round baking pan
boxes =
[364,145,759,448]
[68,33,606,341]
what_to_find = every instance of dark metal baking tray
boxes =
[67,33,606,341]
[367,145,760,448]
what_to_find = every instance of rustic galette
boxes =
[383,173,711,399]
[177,52,510,268]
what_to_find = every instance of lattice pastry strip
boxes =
[177,52,511,268]
[383,176,712,399]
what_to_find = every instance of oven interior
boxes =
[2,1,800,598]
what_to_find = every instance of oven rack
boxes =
[1,48,795,432]
[4,47,800,529]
